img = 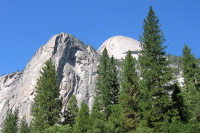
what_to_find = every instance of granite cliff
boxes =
[0,33,99,127]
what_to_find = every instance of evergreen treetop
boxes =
[31,59,61,132]
[182,44,199,90]
[119,51,140,131]
[139,6,175,132]
[96,48,110,106]
[96,48,119,119]
[182,44,200,129]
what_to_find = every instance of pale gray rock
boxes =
[98,35,141,59]
[0,72,23,126]
[0,33,99,128]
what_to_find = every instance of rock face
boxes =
[98,36,141,59]
[0,33,99,127]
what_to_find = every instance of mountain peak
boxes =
[97,35,141,59]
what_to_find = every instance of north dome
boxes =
[97,36,141,59]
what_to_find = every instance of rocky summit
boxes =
[0,33,142,129]
[0,33,99,127]
[98,35,141,59]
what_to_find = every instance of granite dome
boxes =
[97,36,141,59]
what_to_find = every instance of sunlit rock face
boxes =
[0,33,99,127]
[97,36,141,59]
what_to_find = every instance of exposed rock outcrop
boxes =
[0,33,99,127]
[98,36,141,59]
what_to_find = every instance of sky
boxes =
[0,0,199,75]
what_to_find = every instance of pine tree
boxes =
[73,101,89,133]
[171,83,189,122]
[182,44,200,128]
[139,6,175,132]
[31,59,61,132]
[89,49,119,132]
[109,56,119,105]
[96,48,110,110]
[96,48,119,120]
[63,95,78,127]
[2,109,18,133]
[119,51,140,131]
[18,117,30,133]
[182,44,200,88]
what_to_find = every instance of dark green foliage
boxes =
[96,48,119,119]
[96,48,110,107]
[88,97,114,133]
[119,51,140,131]
[96,48,110,110]
[31,59,61,132]
[73,101,89,133]
[18,117,30,133]
[162,120,197,133]
[43,125,72,133]
[139,6,176,132]
[182,44,200,89]
[89,49,119,132]
[182,44,200,128]
[107,104,124,133]
[2,110,18,133]
[63,95,78,127]
[95,48,110,125]
[171,84,189,122]
[89,97,107,132]
[109,56,119,105]
[134,120,153,133]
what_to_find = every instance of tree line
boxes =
[2,6,200,133]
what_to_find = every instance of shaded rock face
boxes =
[98,35,141,59]
[0,33,99,127]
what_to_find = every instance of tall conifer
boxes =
[182,44,200,128]
[90,48,119,132]
[109,56,119,105]
[96,48,119,119]
[119,51,140,131]
[31,59,61,132]
[96,48,110,109]
[182,44,200,90]
[139,6,175,132]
